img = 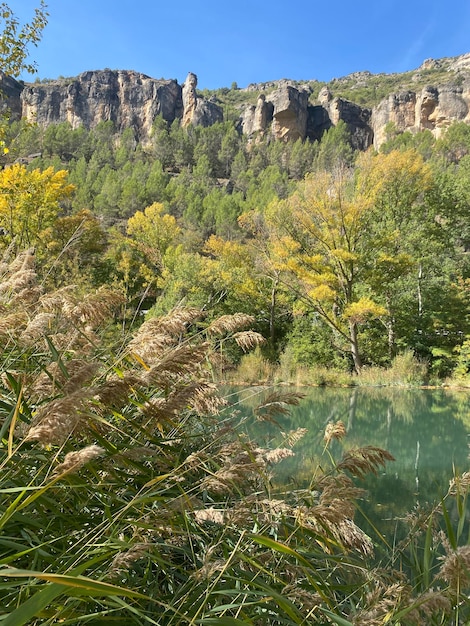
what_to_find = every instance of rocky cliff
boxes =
[2,53,470,149]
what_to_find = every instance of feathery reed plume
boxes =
[352,581,412,625]
[439,544,470,590]
[19,312,55,345]
[408,590,452,622]
[63,362,100,394]
[92,374,142,410]
[232,330,265,352]
[281,427,308,448]
[147,306,203,336]
[193,507,225,525]
[0,311,28,341]
[315,474,366,517]
[109,542,152,575]
[336,446,395,479]
[25,390,94,445]
[448,470,470,495]
[128,307,204,360]
[254,389,305,421]
[39,285,76,312]
[324,420,347,446]
[206,312,255,335]
[64,287,124,326]
[144,343,209,386]
[262,447,295,464]
[52,444,105,476]
[201,441,267,495]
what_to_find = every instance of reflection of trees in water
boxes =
[223,386,470,527]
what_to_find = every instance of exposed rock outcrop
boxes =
[2,53,470,151]
[240,94,273,137]
[181,72,223,128]
[0,71,24,121]
[21,69,183,140]
[371,84,470,147]
[270,84,309,141]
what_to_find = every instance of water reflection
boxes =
[222,386,470,534]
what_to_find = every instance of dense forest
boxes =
[2,109,470,381]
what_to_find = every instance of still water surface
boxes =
[224,386,470,535]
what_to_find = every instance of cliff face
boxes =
[371,84,470,146]
[18,70,184,140]
[2,54,470,149]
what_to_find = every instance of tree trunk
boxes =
[349,320,362,374]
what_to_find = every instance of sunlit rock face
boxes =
[181,72,223,128]
[3,52,470,149]
[20,69,184,140]
[371,84,470,147]
[269,83,309,141]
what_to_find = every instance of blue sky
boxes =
[12,0,470,90]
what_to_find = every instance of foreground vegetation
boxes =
[1,252,470,625]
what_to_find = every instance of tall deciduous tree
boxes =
[0,164,74,251]
[266,165,385,373]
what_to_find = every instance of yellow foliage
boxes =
[126,202,180,265]
[307,284,337,302]
[343,297,387,324]
[0,164,74,250]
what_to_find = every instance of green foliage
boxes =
[0,1,48,77]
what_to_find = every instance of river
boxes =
[222,385,470,539]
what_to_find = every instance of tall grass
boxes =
[1,251,469,624]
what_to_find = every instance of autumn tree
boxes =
[0,163,74,252]
[266,165,386,373]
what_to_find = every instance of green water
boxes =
[224,386,470,536]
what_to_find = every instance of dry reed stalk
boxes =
[206,313,255,335]
[232,330,265,352]
[324,420,347,446]
[52,444,105,476]
[336,446,395,479]
[281,584,322,611]
[144,343,209,385]
[92,374,142,410]
[39,284,76,310]
[448,470,470,495]
[0,311,28,340]
[25,390,95,445]
[109,542,152,575]
[253,391,305,424]
[439,544,470,590]
[281,427,308,447]
[352,581,412,625]
[127,307,203,359]
[63,287,125,326]
[409,590,452,622]
[19,312,55,345]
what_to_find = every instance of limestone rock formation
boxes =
[20,69,183,141]
[181,72,223,128]
[371,84,470,147]
[240,94,273,137]
[0,71,23,121]
[2,52,470,151]
[322,97,373,150]
[270,84,309,141]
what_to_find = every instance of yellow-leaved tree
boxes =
[266,165,385,374]
[0,164,74,252]
[265,149,434,373]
